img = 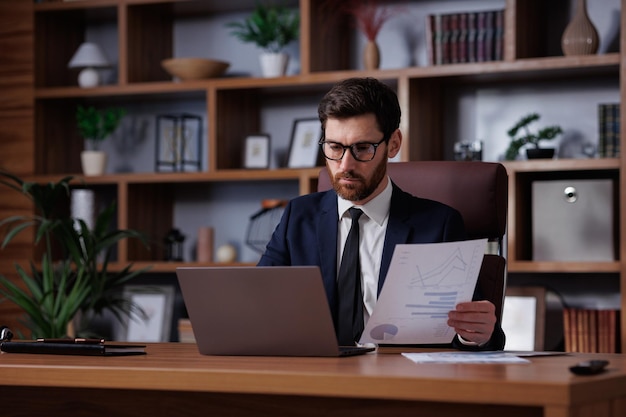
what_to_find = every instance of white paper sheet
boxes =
[402,352,530,364]
[359,239,487,345]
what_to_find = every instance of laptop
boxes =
[176,266,375,357]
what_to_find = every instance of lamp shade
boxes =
[68,42,110,68]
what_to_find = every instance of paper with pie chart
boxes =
[359,238,487,345]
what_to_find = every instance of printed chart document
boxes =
[360,238,487,345]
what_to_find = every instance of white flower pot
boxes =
[259,52,289,78]
[81,150,107,176]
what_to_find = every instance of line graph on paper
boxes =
[359,239,487,345]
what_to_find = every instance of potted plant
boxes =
[227,3,299,77]
[76,105,126,176]
[504,113,563,160]
[0,171,149,339]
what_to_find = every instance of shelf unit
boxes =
[0,0,624,348]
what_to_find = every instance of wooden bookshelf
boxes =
[0,0,624,348]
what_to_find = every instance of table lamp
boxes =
[68,42,110,88]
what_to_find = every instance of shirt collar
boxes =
[337,177,392,226]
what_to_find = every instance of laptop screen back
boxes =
[176,266,343,356]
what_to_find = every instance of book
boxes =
[449,13,459,64]
[0,341,146,356]
[494,10,504,61]
[467,12,477,62]
[457,13,468,63]
[612,103,621,157]
[484,11,495,61]
[598,103,608,157]
[440,14,451,64]
[476,11,487,62]
[605,103,617,157]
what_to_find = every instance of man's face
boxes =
[324,114,401,205]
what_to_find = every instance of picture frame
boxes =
[122,285,175,342]
[287,118,322,168]
[502,286,546,351]
[244,134,271,169]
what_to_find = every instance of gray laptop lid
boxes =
[176,266,370,357]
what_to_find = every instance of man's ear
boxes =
[387,129,402,158]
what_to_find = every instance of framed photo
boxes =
[244,134,270,169]
[502,286,546,351]
[122,285,175,342]
[287,118,322,168]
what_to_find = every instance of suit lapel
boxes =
[378,184,412,294]
[317,191,339,314]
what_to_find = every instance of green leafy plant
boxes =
[0,171,150,338]
[504,113,563,160]
[76,105,126,150]
[227,3,299,53]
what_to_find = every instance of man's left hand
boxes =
[447,301,496,346]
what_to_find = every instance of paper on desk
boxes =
[402,352,530,364]
[359,238,487,345]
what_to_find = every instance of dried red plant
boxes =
[329,0,404,41]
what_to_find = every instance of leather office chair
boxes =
[317,161,508,322]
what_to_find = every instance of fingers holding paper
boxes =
[447,300,496,345]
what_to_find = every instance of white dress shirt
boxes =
[337,178,392,325]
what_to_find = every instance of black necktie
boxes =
[337,207,364,346]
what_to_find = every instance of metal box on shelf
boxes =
[532,179,615,262]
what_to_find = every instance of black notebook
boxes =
[0,341,146,356]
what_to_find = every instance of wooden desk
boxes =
[0,343,625,417]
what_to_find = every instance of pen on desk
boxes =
[36,338,105,344]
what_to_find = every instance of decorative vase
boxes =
[81,150,107,176]
[363,40,380,70]
[259,52,289,78]
[561,0,599,56]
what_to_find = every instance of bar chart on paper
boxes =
[360,239,487,345]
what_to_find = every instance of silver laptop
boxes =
[176,266,374,357]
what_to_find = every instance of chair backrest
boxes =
[317,161,508,321]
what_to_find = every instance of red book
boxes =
[457,13,468,63]
[448,13,459,64]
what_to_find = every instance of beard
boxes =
[330,154,387,202]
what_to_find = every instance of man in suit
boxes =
[259,77,504,350]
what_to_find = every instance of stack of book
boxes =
[598,103,621,157]
[563,307,620,353]
[426,9,504,66]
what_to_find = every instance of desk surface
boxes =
[1,343,626,411]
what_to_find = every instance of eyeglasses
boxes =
[318,136,386,162]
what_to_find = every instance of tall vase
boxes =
[561,0,599,56]
[363,40,380,70]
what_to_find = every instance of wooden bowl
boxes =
[161,58,230,80]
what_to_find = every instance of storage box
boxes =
[532,179,614,261]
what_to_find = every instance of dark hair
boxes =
[318,77,401,142]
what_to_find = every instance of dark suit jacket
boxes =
[258,183,505,350]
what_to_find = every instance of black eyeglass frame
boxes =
[318,135,388,162]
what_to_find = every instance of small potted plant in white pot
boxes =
[227,3,299,77]
[504,113,563,160]
[76,105,126,176]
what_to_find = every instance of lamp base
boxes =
[78,67,100,88]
